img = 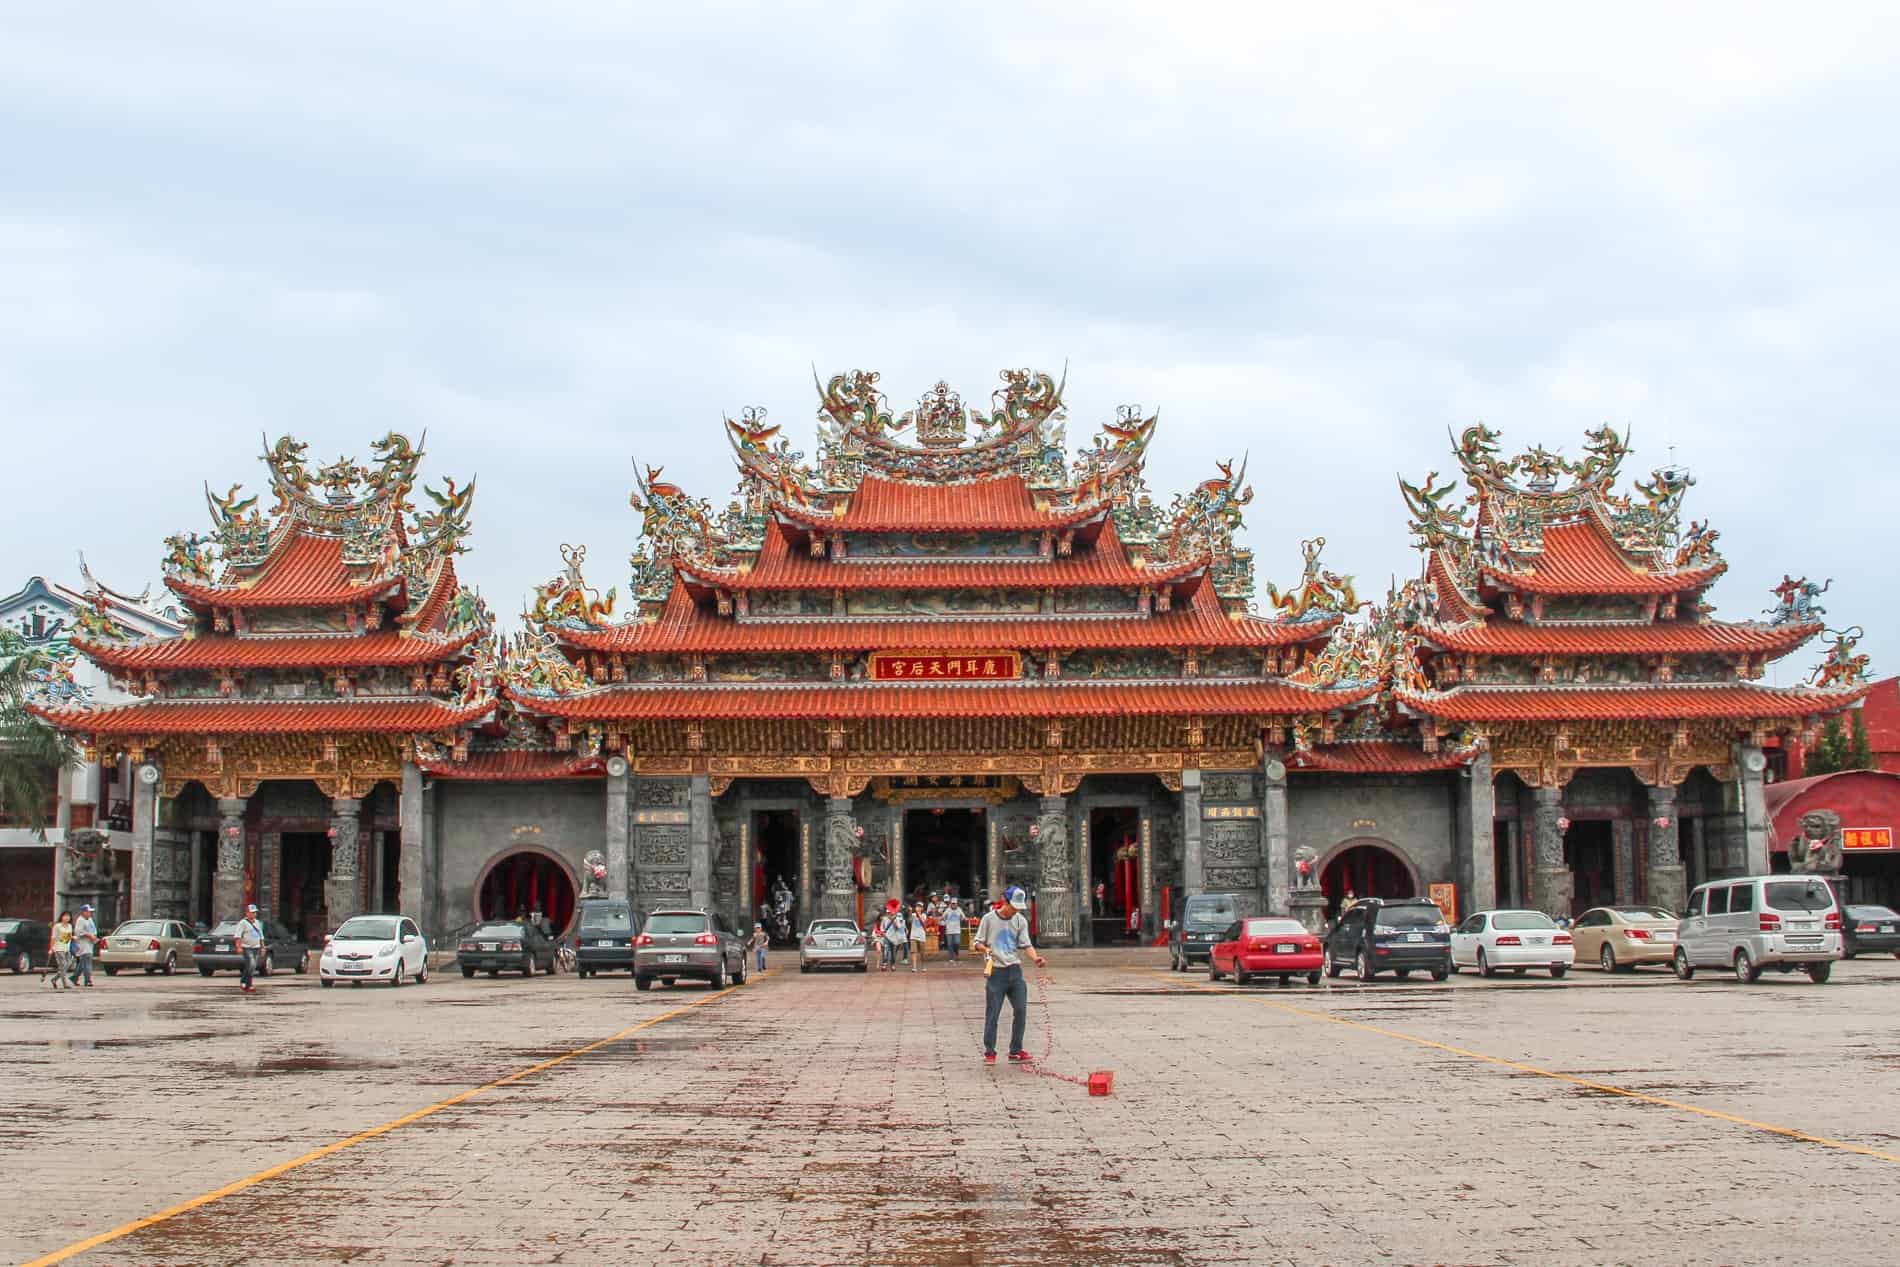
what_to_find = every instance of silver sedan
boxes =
[799,919,870,973]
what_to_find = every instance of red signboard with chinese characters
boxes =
[868,651,1021,682]
[1843,826,1895,851]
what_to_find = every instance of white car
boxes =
[320,914,429,988]
[1451,909,1574,979]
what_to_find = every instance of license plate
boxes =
[216,942,232,951]
[1655,931,1676,942]
[1275,943,1298,953]
[1529,936,1547,945]
[1406,933,1424,942]
[594,940,613,947]
[339,967,368,975]
[661,954,687,964]
[480,943,496,951]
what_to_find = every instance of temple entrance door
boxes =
[1087,806,1141,945]
[476,850,577,935]
[378,834,400,914]
[903,809,983,906]
[754,811,800,945]
[1564,821,1615,917]
[279,832,331,944]
[1321,843,1416,920]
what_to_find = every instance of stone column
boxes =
[605,759,631,898]
[1262,757,1290,916]
[688,775,714,910]
[130,762,160,918]
[212,797,248,923]
[1645,782,1686,913]
[1035,794,1077,946]
[1531,784,1572,920]
[1735,742,1770,876]
[1181,769,1204,895]
[822,797,857,921]
[399,762,430,931]
[1458,751,1497,916]
[324,798,362,928]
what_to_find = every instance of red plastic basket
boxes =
[1087,1070,1114,1097]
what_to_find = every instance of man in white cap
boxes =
[972,886,1045,1065]
[71,903,98,987]
[236,903,265,994]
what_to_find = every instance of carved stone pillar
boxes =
[1531,784,1572,920]
[689,775,714,910]
[1035,794,1077,945]
[1735,742,1770,876]
[399,762,430,932]
[130,762,160,919]
[1262,757,1290,916]
[1458,750,1497,915]
[605,758,631,898]
[1646,782,1686,913]
[822,796,857,921]
[1181,769,1204,896]
[324,798,362,928]
[213,796,249,923]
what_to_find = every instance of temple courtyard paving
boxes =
[4,949,1898,1267]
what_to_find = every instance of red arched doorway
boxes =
[476,849,578,934]
[1321,841,1418,918]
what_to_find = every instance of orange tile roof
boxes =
[167,530,401,610]
[775,473,1104,533]
[1285,741,1478,774]
[417,751,605,780]
[397,557,460,630]
[72,628,480,671]
[1415,619,1821,657]
[1394,682,1874,723]
[1481,521,1726,597]
[506,679,1378,722]
[35,696,494,736]
[556,583,1334,654]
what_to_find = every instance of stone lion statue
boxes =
[580,849,609,898]
[1791,809,1843,874]
[1292,845,1321,889]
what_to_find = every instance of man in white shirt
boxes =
[236,903,265,994]
[71,905,98,987]
[972,887,1045,1064]
[941,901,964,965]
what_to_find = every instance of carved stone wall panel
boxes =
[1203,773,1255,803]
[634,778,689,809]
[1202,821,1260,863]
[636,824,690,868]
[1205,866,1257,889]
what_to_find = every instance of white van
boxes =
[1671,875,1841,984]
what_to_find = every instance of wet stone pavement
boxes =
[4,949,1900,1266]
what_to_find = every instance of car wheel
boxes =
[522,955,535,978]
[733,955,748,985]
[198,965,214,977]
[416,960,428,985]
[1673,947,1695,980]
[1842,948,1856,960]
[1734,948,1759,984]
[390,962,404,988]
[1207,956,1221,983]
[1358,949,1375,981]
[260,951,274,978]
[800,962,811,973]
[1550,964,1567,979]
[1233,962,1250,987]
[635,975,652,991]
[1806,962,1832,984]
[461,965,476,978]
[1395,969,1411,979]
[1477,949,1494,979]
[163,953,177,976]
[1430,966,1449,982]
[1326,950,1343,979]
[1307,971,1322,986]
[296,952,308,975]
[710,959,727,990]
[11,951,27,974]
[320,978,334,988]
[1600,944,1616,973]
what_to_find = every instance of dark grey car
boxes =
[634,909,747,991]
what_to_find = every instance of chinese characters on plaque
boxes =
[1842,826,1895,851]
[868,651,1021,682]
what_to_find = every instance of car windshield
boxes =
[1763,880,1834,913]
[810,921,858,934]
[1491,912,1556,931]
[1245,919,1305,936]
[1374,906,1444,931]
[470,923,524,938]
[646,913,709,934]
[1184,899,1237,930]
[577,907,632,932]
[1613,907,1675,922]
[0,920,20,933]
[1849,905,1900,920]
[204,922,240,936]
[115,921,165,936]
[334,917,400,940]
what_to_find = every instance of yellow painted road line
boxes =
[22,976,763,1267]
[1151,971,1900,1167]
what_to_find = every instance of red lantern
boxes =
[1555,816,1571,833]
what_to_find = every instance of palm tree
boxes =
[0,628,76,835]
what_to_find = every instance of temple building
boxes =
[27,372,1876,940]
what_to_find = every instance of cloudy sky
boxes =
[5,4,1893,679]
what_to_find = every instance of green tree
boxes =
[1846,709,1875,772]
[1806,710,1876,777]
[0,628,76,835]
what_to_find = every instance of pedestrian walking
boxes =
[750,922,769,974]
[879,908,904,971]
[71,904,98,987]
[941,900,963,964]
[47,911,74,990]
[909,902,928,973]
[236,903,265,993]
[973,886,1045,1065]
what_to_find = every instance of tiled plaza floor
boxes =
[4,948,1897,1266]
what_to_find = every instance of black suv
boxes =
[1324,898,1451,982]
[573,898,636,977]
[1,919,51,974]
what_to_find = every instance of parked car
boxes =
[1570,905,1678,972]
[191,920,309,976]
[1169,893,1240,971]
[634,909,747,990]
[1673,875,1840,984]
[320,914,429,987]
[574,898,637,977]
[98,919,199,976]
[1209,917,1323,986]
[799,918,870,973]
[0,919,51,974]
[457,920,557,978]
[1451,909,1574,978]
[1839,904,1900,959]
[1325,898,1451,982]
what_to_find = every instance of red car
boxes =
[1210,917,1324,986]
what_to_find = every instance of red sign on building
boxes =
[869,651,1021,682]
[1843,826,1895,851]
